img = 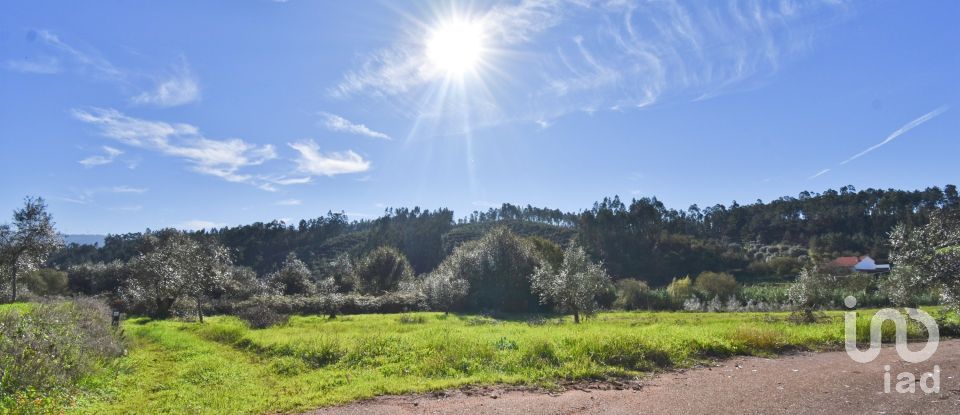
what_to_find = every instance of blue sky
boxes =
[1,0,957,234]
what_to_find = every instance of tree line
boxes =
[49,184,959,286]
[2,187,959,324]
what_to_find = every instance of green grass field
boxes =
[70,309,920,415]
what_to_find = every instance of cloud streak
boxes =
[4,55,62,74]
[839,106,949,165]
[35,30,125,81]
[319,112,391,140]
[73,108,277,186]
[132,59,201,107]
[11,30,201,107]
[808,168,831,179]
[807,105,948,179]
[289,140,371,177]
[79,146,123,167]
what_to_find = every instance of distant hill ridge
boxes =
[63,234,106,246]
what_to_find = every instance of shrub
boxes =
[613,279,651,310]
[667,276,693,303]
[694,271,738,299]
[353,246,414,295]
[66,261,129,297]
[420,272,469,313]
[0,299,123,411]
[434,227,543,312]
[235,300,289,329]
[23,268,69,296]
[267,253,315,296]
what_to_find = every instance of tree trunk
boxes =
[574,311,580,324]
[155,298,175,319]
[197,298,204,324]
[10,263,18,303]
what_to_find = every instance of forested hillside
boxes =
[50,185,959,285]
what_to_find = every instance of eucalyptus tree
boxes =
[0,197,63,302]
[530,241,611,323]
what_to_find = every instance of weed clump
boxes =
[0,299,123,412]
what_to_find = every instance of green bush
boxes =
[235,301,289,329]
[23,268,69,296]
[0,299,123,412]
[694,272,738,300]
[433,227,543,313]
[667,276,693,302]
[613,279,652,310]
[353,246,414,295]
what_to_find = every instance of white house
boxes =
[853,256,891,273]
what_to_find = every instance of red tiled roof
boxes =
[830,256,861,267]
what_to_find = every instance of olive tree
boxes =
[889,211,960,310]
[788,264,836,322]
[181,240,232,323]
[125,232,189,318]
[530,242,611,323]
[125,231,232,321]
[0,197,64,302]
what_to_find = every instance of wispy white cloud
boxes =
[276,199,302,206]
[15,30,202,107]
[4,55,62,74]
[808,168,831,179]
[332,0,847,130]
[110,185,148,194]
[132,58,201,107]
[289,140,371,177]
[839,106,949,165]
[319,112,391,140]
[108,205,143,212]
[79,146,123,167]
[176,220,224,231]
[34,30,125,81]
[54,185,148,205]
[72,108,277,186]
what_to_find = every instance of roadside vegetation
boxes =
[76,308,944,415]
[0,300,123,414]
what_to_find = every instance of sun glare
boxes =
[426,19,486,75]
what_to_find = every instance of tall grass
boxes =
[74,308,954,414]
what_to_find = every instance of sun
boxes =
[426,19,486,75]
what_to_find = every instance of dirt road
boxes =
[308,339,960,414]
